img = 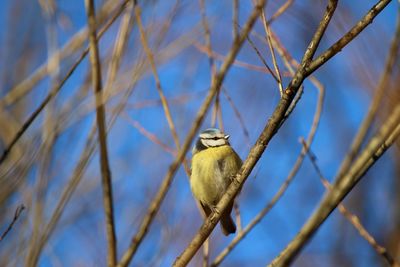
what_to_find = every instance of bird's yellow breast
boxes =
[193,145,235,162]
[190,145,242,206]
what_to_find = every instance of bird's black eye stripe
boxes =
[202,137,221,140]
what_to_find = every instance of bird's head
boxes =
[192,128,230,154]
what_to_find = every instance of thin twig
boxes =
[300,138,397,267]
[268,0,294,23]
[261,9,284,96]
[245,33,280,83]
[222,88,251,146]
[122,113,177,156]
[199,0,216,78]
[233,0,239,39]
[202,238,209,267]
[0,204,25,242]
[85,0,117,265]
[117,2,267,266]
[213,91,223,132]
[104,1,134,98]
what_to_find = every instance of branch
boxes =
[233,0,239,38]
[123,113,177,156]
[103,1,134,98]
[245,32,280,82]
[268,0,294,23]
[85,0,117,265]
[0,204,25,242]
[222,88,251,146]
[261,9,284,96]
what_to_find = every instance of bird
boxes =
[190,128,242,235]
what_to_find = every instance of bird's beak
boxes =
[224,135,230,139]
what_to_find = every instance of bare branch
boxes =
[123,113,177,156]
[245,32,280,82]
[222,88,251,146]
[202,239,210,267]
[261,9,284,96]
[0,204,25,242]
[85,0,117,265]
[104,1,134,98]
[233,0,239,39]
[268,0,293,23]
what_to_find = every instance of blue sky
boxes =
[0,0,398,266]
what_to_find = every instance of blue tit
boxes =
[190,128,242,235]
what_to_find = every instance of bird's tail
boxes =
[220,201,236,235]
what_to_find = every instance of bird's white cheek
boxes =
[205,139,226,147]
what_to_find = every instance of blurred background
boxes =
[0,0,399,266]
